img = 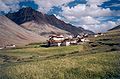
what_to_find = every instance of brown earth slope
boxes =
[21,21,70,37]
[0,16,46,46]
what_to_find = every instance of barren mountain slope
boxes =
[0,16,46,46]
[6,7,94,36]
[21,21,70,37]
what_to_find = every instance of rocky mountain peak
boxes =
[6,7,94,35]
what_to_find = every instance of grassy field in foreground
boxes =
[0,30,120,79]
[0,45,83,64]
[0,51,120,79]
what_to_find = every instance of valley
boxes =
[0,6,120,79]
[0,29,120,79]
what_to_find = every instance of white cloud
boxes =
[61,4,112,18]
[34,0,74,13]
[58,0,120,32]
[80,21,118,33]
[0,0,34,14]
[105,3,120,7]
[97,21,117,32]
[79,16,100,25]
[87,0,108,5]
[0,0,21,13]
[116,19,120,25]
[112,10,120,16]
[0,0,10,13]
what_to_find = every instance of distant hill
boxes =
[0,16,46,46]
[109,25,120,31]
[6,7,94,36]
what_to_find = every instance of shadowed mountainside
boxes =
[6,7,94,36]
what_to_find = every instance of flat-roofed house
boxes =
[5,44,16,48]
[48,35,65,46]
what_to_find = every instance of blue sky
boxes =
[0,0,120,32]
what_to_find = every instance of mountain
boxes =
[109,25,120,31]
[6,7,94,36]
[0,16,46,46]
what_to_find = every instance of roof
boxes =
[49,35,64,38]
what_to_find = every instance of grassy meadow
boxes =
[0,30,120,79]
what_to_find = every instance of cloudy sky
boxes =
[0,0,120,33]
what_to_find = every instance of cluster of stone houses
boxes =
[0,44,16,50]
[47,34,90,47]
[0,33,104,49]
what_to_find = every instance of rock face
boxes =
[109,25,120,31]
[6,7,94,36]
[0,16,46,46]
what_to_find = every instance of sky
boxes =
[0,0,120,33]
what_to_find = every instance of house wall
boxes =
[66,41,70,46]
[52,37,64,41]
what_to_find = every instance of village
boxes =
[0,33,104,49]
[47,33,103,47]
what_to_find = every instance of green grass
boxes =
[0,30,120,79]
[0,51,120,79]
[0,45,83,57]
[0,45,84,64]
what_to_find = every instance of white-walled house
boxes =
[48,35,65,46]
[81,38,90,42]
[47,34,91,47]
[94,35,98,37]
[62,40,71,46]
[94,33,104,37]
[0,47,4,50]
[5,44,16,48]
[0,44,16,49]
[70,39,77,44]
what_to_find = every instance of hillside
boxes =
[0,16,46,46]
[6,7,94,36]
[109,25,120,31]
[21,21,70,37]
